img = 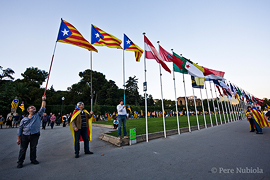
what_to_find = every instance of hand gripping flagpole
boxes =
[209,81,218,126]
[205,84,213,127]
[192,87,200,130]
[200,88,207,128]
[171,49,180,135]
[143,33,148,142]
[157,41,166,138]
[183,73,191,132]
[43,42,57,96]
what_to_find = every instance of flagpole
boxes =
[143,33,148,142]
[236,101,240,120]
[171,49,180,135]
[223,96,230,123]
[211,82,222,125]
[230,98,236,121]
[90,51,93,112]
[123,49,126,105]
[205,83,213,127]
[226,97,233,122]
[183,74,191,132]
[43,42,57,96]
[157,41,166,138]
[214,84,226,124]
[192,87,200,130]
[229,97,235,121]
[231,97,237,121]
[209,81,218,126]
[200,88,207,128]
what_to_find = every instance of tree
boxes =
[0,81,16,116]
[125,76,141,105]
[0,66,15,84]
[21,67,48,87]
[69,69,123,106]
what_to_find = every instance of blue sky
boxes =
[1,0,269,101]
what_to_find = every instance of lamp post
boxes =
[61,97,65,119]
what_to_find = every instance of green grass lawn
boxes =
[94,114,235,137]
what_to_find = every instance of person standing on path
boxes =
[41,113,48,130]
[0,115,4,129]
[16,96,46,168]
[50,114,56,129]
[70,102,94,158]
[117,100,128,139]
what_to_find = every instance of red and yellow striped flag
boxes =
[19,102,25,111]
[11,99,19,109]
[91,25,122,49]
[57,19,98,52]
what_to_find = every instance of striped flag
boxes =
[11,99,19,109]
[123,34,143,62]
[91,25,122,49]
[57,19,98,52]
[19,102,25,111]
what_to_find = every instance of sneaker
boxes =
[17,163,23,168]
[124,136,129,139]
[75,154,79,158]
[118,136,121,139]
[256,132,263,134]
[31,160,39,164]
[85,151,94,154]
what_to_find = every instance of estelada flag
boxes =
[124,34,143,62]
[91,24,122,49]
[19,102,25,111]
[247,107,270,128]
[70,108,92,144]
[57,19,98,52]
[11,99,19,109]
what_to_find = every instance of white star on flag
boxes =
[95,33,99,38]
[62,29,69,36]
[126,40,131,44]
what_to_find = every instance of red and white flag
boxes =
[144,35,171,73]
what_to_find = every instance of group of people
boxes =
[41,112,72,129]
[0,113,25,129]
[15,96,129,169]
[246,106,270,134]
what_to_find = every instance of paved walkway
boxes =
[0,119,269,180]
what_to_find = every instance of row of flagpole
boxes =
[142,36,246,142]
[42,19,252,144]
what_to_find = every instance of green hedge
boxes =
[35,104,205,115]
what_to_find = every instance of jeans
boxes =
[18,133,40,163]
[42,121,47,129]
[74,127,90,155]
[248,118,255,131]
[51,122,54,129]
[118,115,127,137]
[253,118,262,133]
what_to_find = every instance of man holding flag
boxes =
[17,96,46,168]
[70,102,94,158]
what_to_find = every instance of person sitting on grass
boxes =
[113,118,119,129]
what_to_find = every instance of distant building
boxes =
[177,96,202,106]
